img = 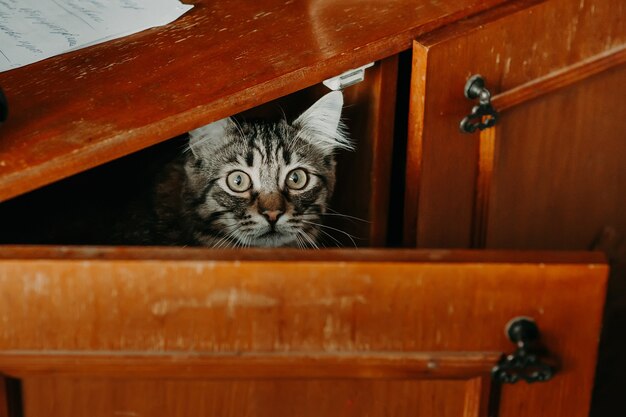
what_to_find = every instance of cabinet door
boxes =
[405,0,626,249]
[0,247,607,417]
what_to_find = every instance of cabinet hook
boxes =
[491,317,557,384]
[459,75,498,133]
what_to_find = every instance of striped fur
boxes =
[149,92,351,248]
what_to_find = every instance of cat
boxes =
[117,90,353,248]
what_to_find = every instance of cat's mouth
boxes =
[259,229,281,238]
[246,227,296,248]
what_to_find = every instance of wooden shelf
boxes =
[0,0,505,202]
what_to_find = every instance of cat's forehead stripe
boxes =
[245,150,254,167]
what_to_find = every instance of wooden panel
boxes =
[485,65,626,249]
[0,352,499,379]
[22,378,470,417]
[0,248,607,417]
[0,0,509,202]
[346,55,398,247]
[406,0,626,247]
[491,45,626,112]
[0,249,606,353]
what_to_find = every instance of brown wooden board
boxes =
[0,247,608,417]
[405,0,626,248]
[0,0,508,202]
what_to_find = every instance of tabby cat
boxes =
[121,91,353,248]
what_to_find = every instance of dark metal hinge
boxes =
[492,317,558,384]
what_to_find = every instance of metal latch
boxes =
[323,62,375,90]
[459,74,499,133]
[492,317,557,384]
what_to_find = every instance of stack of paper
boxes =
[0,0,194,73]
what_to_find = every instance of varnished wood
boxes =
[403,2,626,413]
[406,0,626,248]
[326,56,399,246]
[472,127,497,248]
[0,245,606,264]
[0,0,621,415]
[403,44,426,248]
[365,56,399,246]
[462,377,492,417]
[485,64,626,249]
[0,248,608,417]
[0,0,508,203]
[0,352,499,379]
[491,44,626,111]
[480,49,626,248]
[22,378,471,417]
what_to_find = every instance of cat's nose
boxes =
[262,210,284,224]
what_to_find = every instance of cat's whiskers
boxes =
[311,227,342,248]
[175,91,351,249]
[231,118,248,142]
[242,233,254,248]
[319,211,370,224]
[297,229,320,250]
[300,219,358,248]
[295,233,306,249]
[212,224,244,249]
[212,233,234,249]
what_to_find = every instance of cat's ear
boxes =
[188,117,233,157]
[293,91,354,153]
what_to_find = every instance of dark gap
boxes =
[386,48,412,247]
[5,377,24,417]
[0,136,187,245]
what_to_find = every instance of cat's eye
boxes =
[226,171,252,192]
[286,169,308,190]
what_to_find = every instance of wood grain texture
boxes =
[0,255,606,352]
[485,64,626,249]
[324,56,399,247]
[462,377,492,417]
[472,127,497,248]
[491,44,626,111]
[406,0,626,248]
[0,249,608,417]
[22,378,469,417]
[0,352,499,379]
[365,56,399,246]
[469,44,626,248]
[0,0,508,202]
[0,245,606,264]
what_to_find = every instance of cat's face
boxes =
[184,91,352,248]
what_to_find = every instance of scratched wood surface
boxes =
[0,0,508,202]
[405,0,626,248]
[0,248,608,417]
[483,65,626,249]
[22,378,471,417]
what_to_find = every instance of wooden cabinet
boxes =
[0,249,608,417]
[405,0,626,250]
[0,0,624,416]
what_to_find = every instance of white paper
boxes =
[0,0,193,72]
